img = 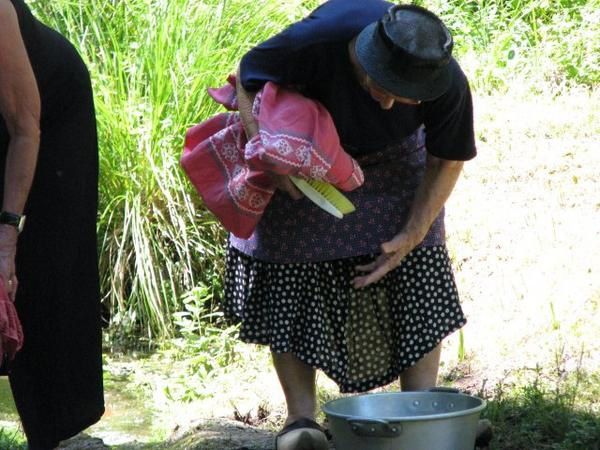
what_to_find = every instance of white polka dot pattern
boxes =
[223,245,466,393]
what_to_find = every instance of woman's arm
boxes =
[0,0,41,298]
[353,154,463,288]
[236,65,301,199]
[235,66,258,140]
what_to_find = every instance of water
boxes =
[0,366,163,446]
[87,372,161,445]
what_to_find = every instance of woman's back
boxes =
[6,0,87,104]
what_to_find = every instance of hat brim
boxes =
[355,22,452,102]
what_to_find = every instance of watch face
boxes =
[0,212,26,233]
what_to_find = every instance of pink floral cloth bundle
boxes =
[181,76,364,239]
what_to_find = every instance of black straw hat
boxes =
[355,4,454,101]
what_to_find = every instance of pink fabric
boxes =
[0,279,24,361]
[181,76,364,239]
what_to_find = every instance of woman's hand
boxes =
[0,0,40,302]
[353,231,420,288]
[353,155,464,289]
[268,173,303,200]
[235,66,304,200]
[235,67,259,140]
[0,225,18,301]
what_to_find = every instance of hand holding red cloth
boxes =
[181,75,364,239]
[0,278,24,361]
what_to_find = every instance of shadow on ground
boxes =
[482,392,600,450]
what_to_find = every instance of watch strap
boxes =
[0,211,26,233]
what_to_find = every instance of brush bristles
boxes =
[305,179,356,214]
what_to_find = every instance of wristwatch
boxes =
[0,211,26,233]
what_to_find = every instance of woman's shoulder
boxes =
[282,0,392,50]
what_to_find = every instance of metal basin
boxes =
[322,390,486,450]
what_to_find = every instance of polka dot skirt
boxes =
[223,245,466,393]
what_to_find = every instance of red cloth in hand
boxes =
[181,75,364,239]
[0,279,24,360]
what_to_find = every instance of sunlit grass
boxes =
[422,0,600,93]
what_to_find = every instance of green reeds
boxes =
[30,0,319,338]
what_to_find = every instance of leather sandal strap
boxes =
[277,418,324,438]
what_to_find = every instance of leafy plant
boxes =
[0,427,26,449]
[163,285,239,402]
[423,0,600,92]
[483,367,600,449]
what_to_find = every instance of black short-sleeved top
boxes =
[240,0,476,161]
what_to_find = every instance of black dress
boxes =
[0,1,104,448]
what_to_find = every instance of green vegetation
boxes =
[426,0,599,92]
[0,427,26,450]
[483,369,600,449]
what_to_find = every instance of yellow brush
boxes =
[289,176,356,218]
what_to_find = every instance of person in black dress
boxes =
[0,0,104,448]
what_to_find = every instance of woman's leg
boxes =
[272,352,329,449]
[400,343,442,391]
[272,352,317,425]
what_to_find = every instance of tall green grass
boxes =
[29,0,320,338]
[27,0,598,339]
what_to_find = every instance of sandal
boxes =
[274,418,329,450]
[474,419,493,448]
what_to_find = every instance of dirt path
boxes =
[61,419,332,450]
[167,419,285,450]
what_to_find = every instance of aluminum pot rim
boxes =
[322,391,487,422]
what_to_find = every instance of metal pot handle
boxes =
[426,387,460,394]
[346,417,402,438]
